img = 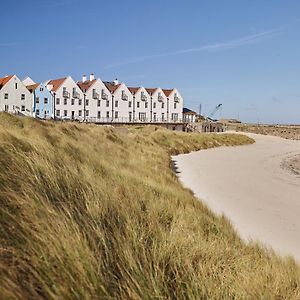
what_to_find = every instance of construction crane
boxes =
[206,104,222,121]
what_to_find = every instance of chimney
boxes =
[113,78,119,85]
[90,73,95,81]
[82,74,87,83]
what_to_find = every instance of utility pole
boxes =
[199,103,202,116]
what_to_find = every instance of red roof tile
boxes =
[0,75,14,90]
[145,88,158,95]
[48,77,67,92]
[26,83,40,93]
[77,79,96,92]
[105,83,120,94]
[128,87,140,94]
[162,89,174,97]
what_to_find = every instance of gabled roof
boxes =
[0,75,14,90]
[104,83,121,94]
[128,87,141,95]
[145,88,159,95]
[47,77,67,92]
[26,83,40,93]
[162,89,174,97]
[77,79,97,92]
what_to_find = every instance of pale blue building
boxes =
[26,82,53,119]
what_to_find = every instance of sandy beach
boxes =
[173,133,300,261]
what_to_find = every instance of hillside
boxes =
[1,114,300,299]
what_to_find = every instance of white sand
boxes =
[172,133,300,261]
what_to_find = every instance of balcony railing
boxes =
[93,92,99,100]
[122,93,128,101]
[72,91,80,99]
[63,91,70,98]
[158,95,163,102]
[141,94,147,101]
[174,96,180,103]
[101,92,108,100]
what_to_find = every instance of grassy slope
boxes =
[0,113,299,299]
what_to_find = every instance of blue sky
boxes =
[1,0,300,124]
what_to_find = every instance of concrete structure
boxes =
[47,76,84,121]
[183,107,197,123]
[26,82,54,119]
[128,87,150,122]
[163,89,183,122]
[77,74,112,122]
[0,75,32,116]
[104,80,133,122]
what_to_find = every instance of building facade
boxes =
[0,75,32,116]
[47,76,84,121]
[26,81,54,119]
[105,80,133,122]
[128,87,151,122]
[77,74,112,122]
[163,89,183,122]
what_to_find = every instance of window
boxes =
[153,112,157,121]
[21,94,25,100]
[40,87,44,92]
[86,99,89,106]
[44,98,48,104]
[106,100,109,107]
[86,110,89,117]
[139,112,146,121]
[97,111,101,118]
[128,101,132,108]
[137,102,140,108]
[36,97,40,104]
[79,99,82,105]
[71,99,75,105]
[4,93,8,99]
[21,105,25,112]
[97,100,101,107]
[115,100,118,108]
[64,110,67,117]
[64,98,67,105]
[129,111,132,121]
[114,111,118,119]
[56,98,60,105]
[172,113,178,121]
[162,113,165,121]
[4,105,8,112]
[145,102,148,108]
[153,102,156,109]
[78,110,82,116]
[106,111,109,118]
[36,109,40,116]
[15,83,18,89]
[56,110,60,116]
[174,103,177,109]
[161,102,164,109]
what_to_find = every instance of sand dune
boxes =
[173,133,300,261]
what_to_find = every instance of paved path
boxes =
[173,133,300,261]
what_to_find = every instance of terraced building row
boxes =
[0,74,183,123]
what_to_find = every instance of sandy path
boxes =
[173,133,300,261]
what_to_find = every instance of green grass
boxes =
[0,113,300,299]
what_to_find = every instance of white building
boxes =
[145,88,168,122]
[77,74,111,122]
[47,76,84,120]
[128,87,151,122]
[163,89,183,122]
[104,80,133,122]
[0,75,33,116]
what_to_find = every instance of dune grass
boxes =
[0,113,300,299]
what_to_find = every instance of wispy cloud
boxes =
[0,42,18,47]
[105,27,284,69]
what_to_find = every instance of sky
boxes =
[1,0,300,124]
